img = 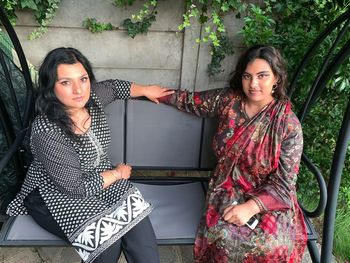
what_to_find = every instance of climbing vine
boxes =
[118,0,158,38]
[84,0,248,75]
[0,0,60,39]
[0,0,248,75]
[178,0,247,75]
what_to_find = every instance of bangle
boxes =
[111,170,121,180]
[251,196,265,213]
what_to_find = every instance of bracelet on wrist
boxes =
[251,196,265,213]
[111,170,121,180]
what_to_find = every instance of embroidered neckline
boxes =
[86,129,104,167]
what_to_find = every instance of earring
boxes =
[271,84,277,94]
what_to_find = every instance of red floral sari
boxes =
[161,88,307,263]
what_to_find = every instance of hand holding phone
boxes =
[231,201,259,230]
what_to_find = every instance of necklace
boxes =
[71,109,104,167]
[72,109,91,134]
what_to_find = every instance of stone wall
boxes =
[13,0,245,91]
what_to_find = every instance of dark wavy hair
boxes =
[35,47,96,137]
[229,45,288,100]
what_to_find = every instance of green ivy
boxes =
[120,0,157,38]
[178,0,247,46]
[82,18,115,33]
[84,0,248,76]
[0,0,61,39]
[178,0,247,75]
[208,35,234,76]
[114,0,136,7]
[0,0,247,75]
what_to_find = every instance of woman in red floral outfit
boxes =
[160,45,307,262]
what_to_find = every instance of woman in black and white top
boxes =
[6,47,173,263]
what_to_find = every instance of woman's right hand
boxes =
[114,163,132,180]
[130,83,175,104]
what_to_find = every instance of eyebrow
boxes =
[243,70,271,75]
[56,73,89,81]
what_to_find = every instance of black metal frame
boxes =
[0,216,70,246]
[1,5,350,263]
[0,7,33,126]
[288,8,350,263]
[0,7,34,185]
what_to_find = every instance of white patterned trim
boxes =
[71,188,152,263]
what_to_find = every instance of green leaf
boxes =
[221,3,229,12]
[114,0,136,7]
[20,0,38,10]
[212,12,221,24]
[339,80,346,92]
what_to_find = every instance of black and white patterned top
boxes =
[6,79,152,263]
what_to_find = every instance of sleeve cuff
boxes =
[113,79,131,99]
[249,195,267,213]
[83,171,104,196]
[157,94,172,104]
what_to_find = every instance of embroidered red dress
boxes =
[161,88,307,263]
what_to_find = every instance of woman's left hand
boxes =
[130,83,175,103]
[222,204,252,226]
[222,199,260,226]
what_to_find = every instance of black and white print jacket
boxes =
[7,79,152,263]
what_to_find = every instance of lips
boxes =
[249,90,261,94]
[73,96,85,102]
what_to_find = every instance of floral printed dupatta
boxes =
[212,99,289,209]
[195,99,307,263]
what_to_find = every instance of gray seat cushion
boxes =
[1,181,205,245]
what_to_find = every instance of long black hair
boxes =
[229,45,288,100]
[35,47,96,137]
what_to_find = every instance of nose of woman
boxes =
[250,76,259,88]
[73,82,83,94]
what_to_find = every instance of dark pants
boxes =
[24,188,159,263]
